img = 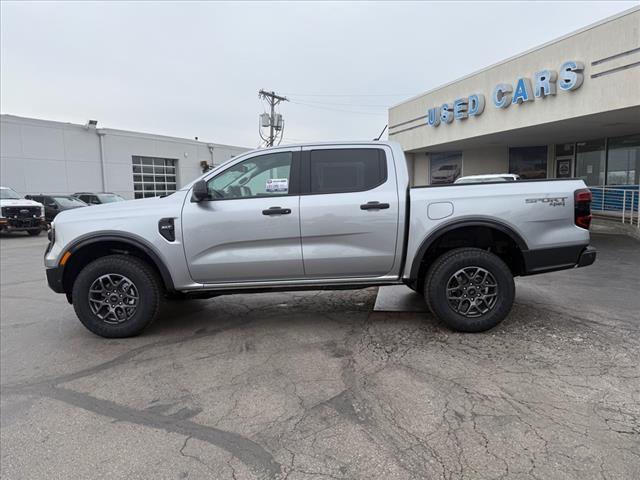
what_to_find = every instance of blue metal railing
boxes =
[589,185,639,227]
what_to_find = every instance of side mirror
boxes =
[191,180,210,202]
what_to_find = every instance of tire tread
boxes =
[72,254,162,338]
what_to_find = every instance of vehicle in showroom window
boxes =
[44,142,596,338]
[0,186,46,236]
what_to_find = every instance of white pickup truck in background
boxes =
[44,141,596,337]
[1,186,45,236]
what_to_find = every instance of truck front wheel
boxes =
[424,248,515,333]
[71,254,162,338]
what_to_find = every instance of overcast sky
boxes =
[1,1,637,148]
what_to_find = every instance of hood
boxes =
[0,199,44,208]
[53,192,186,224]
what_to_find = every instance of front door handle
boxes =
[360,201,390,210]
[262,206,292,215]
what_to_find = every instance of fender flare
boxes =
[408,218,529,280]
[63,231,175,291]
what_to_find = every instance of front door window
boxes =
[206,152,293,199]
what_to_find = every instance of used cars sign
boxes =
[426,60,584,127]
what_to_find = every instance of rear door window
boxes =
[309,148,386,194]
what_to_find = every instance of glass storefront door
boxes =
[576,139,606,186]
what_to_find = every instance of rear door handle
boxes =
[360,201,390,210]
[262,206,292,215]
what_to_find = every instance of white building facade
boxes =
[389,8,640,189]
[0,114,249,199]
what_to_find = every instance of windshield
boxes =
[97,194,125,203]
[53,196,87,207]
[0,188,22,200]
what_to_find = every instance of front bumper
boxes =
[0,217,45,231]
[46,266,65,293]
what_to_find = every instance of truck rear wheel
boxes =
[424,248,514,333]
[71,254,162,338]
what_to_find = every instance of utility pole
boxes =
[258,89,288,147]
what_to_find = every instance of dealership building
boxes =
[0,114,249,199]
[389,7,639,189]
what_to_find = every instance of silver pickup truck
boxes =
[44,141,596,338]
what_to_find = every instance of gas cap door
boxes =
[428,202,454,220]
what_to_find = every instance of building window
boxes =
[606,134,639,186]
[430,152,462,184]
[132,156,178,199]
[509,146,547,179]
[576,139,605,186]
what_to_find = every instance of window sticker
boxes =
[266,178,288,193]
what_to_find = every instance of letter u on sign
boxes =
[427,107,441,127]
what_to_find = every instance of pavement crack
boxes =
[36,386,282,479]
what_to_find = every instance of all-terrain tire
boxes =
[424,248,515,332]
[72,254,162,338]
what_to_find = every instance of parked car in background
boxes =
[72,192,125,205]
[0,186,46,236]
[454,174,521,184]
[27,194,87,224]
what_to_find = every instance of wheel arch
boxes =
[61,232,175,299]
[408,218,528,287]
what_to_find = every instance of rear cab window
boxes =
[308,148,387,194]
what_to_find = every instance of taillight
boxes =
[575,188,592,229]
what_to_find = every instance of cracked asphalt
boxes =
[1,231,639,480]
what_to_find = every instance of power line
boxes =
[289,100,387,116]
[283,93,418,97]
[288,97,390,108]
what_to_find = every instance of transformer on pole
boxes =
[258,89,288,147]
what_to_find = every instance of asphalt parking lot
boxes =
[1,231,639,480]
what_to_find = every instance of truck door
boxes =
[181,148,304,284]
[299,146,400,278]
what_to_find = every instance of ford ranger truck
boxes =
[44,141,596,338]
[1,186,45,236]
